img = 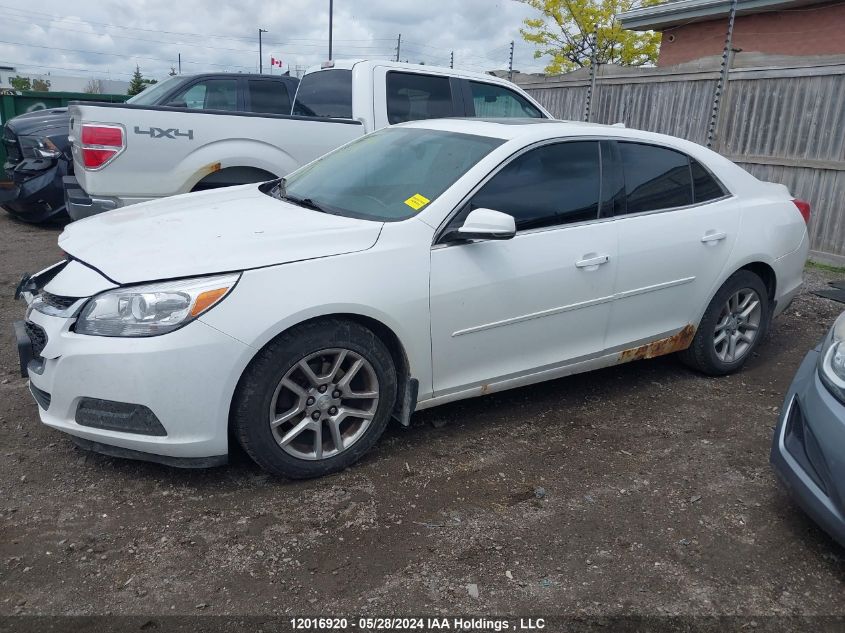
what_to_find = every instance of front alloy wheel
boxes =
[270,349,379,460]
[232,318,397,479]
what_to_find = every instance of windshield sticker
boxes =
[404,193,431,211]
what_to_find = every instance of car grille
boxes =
[24,321,48,359]
[784,397,832,495]
[29,383,51,410]
[2,125,21,164]
[41,292,79,311]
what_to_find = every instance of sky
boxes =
[0,0,552,82]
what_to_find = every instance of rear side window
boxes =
[468,81,543,118]
[467,141,601,231]
[248,80,291,115]
[170,79,238,111]
[619,142,693,214]
[292,70,352,118]
[386,72,454,124]
[691,158,727,202]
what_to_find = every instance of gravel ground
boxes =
[1,211,844,619]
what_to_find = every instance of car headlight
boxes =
[818,312,845,402]
[75,273,240,337]
[18,135,64,159]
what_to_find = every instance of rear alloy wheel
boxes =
[679,270,770,375]
[713,288,762,364]
[233,319,397,479]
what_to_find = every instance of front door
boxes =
[429,140,618,397]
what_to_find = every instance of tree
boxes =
[169,66,177,76]
[9,75,31,91]
[84,79,104,94]
[127,65,146,96]
[517,0,662,74]
[32,78,51,92]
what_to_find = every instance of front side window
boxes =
[468,81,543,118]
[280,128,503,222]
[248,80,291,115]
[464,141,601,231]
[169,79,238,111]
[292,69,352,118]
[619,142,693,214]
[386,72,454,124]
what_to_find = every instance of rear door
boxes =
[605,140,738,352]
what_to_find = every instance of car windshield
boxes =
[126,76,186,105]
[278,127,504,222]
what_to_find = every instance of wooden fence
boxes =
[516,57,845,265]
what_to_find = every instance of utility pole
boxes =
[328,0,334,60]
[450,51,453,69]
[178,52,181,74]
[395,34,402,62]
[707,0,738,148]
[507,40,514,81]
[258,28,268,73]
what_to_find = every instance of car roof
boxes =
[395,117,716,156]
[303,59,525,88]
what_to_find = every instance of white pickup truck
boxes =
[64,59,551,220]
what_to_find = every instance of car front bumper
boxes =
[771,347,845,547]
[15,305,254,467]
[1,157,69,222]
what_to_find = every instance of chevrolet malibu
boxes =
[14,119,810,479]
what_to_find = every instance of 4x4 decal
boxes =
[134,126,194,140]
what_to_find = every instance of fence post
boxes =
[706,0,738,149]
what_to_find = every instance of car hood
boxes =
[58,184,384,285]
[6,108,69,137]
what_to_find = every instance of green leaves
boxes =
[517,0,661,74]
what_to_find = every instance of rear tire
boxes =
[232,318,397,479]
[679,270,771,376]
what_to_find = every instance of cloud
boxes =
[0,0,549,81]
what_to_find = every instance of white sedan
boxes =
[15,119,809,478]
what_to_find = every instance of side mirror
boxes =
[444,208,516,242]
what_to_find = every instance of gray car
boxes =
[771,312,845,547]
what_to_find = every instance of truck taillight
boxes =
[793,199,811,225]
[79,124,124,170]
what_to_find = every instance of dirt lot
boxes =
[1,211,844,620]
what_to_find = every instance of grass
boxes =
[807,260,845,275]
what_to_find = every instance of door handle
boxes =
[701,231,727,244]
[575,254,609,269]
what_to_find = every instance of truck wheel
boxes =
[232,318,397,479]
[679,270,770,376]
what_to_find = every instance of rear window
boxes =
[292,70,352,118]
[619,142,693,214]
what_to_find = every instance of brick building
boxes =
[619,0,845,67]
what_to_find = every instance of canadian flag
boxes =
[270,57,283,68]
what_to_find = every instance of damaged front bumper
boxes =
[1,157,69,223]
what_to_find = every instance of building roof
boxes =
[618,0,833,31]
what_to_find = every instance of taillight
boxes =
[78,124,124,170]
[793,199,811,225]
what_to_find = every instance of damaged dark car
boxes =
[1,108,72,224]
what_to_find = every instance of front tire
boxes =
[232,319,397,479]
[679,270,770,376]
